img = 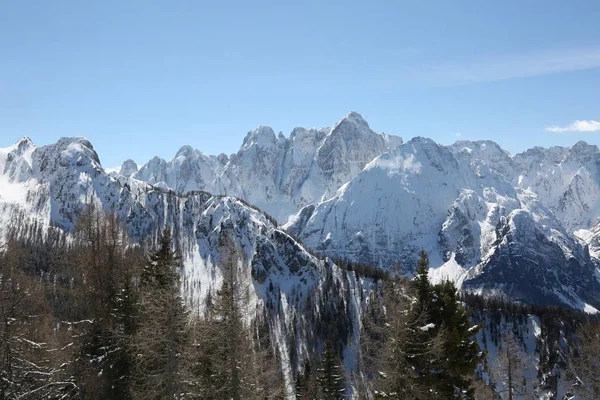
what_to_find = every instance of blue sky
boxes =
[1,0,600,168]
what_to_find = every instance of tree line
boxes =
[0,206,357,399]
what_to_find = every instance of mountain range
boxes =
[121,112,600,310]
[2,112,600,313]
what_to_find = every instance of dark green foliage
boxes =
[142,228,180,288]
[429,281,483,398]
[363,251,483,399]
[332,258,390,281]
[317,340,345,400]
[414,249,431,313]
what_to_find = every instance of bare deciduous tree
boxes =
[189,234,284,399]
[0,239,77,399]
[129,228,189,400]
[492,329,529,400]
[471,377,498,400]
[568,321,600,400]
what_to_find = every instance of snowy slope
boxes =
[284,137,520,268]
[472,311,577,399]
[0,137,53,246]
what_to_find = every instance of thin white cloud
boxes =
[455,132,463,137]
[410,46,600,86]
[546,120,600,133]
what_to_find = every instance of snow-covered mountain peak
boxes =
[565,140,599,163]
[135,156,168,183]
[289,126,322,141]
[451,139,510,157]
[327,111,378,143]
[175,144,196,159]
[363,136,449,177]
[241,125,278,151]
[1,136,35,167]
[449,139,516,178]
[119,159,138,177]
[14,136,34,152]
[40,136,102,171]
[404,136,460,172]
[331,110,370,131]
[364,148,423,176]
[285,132,600,309]
[122,112,403,222]
[5,125,600,312]
[1,138,36,185]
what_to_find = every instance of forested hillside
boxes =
[2,207,599,399]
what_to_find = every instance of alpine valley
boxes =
[2,111,600,398]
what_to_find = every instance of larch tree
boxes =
[190,233,284,399]
[68,204,143,399]
[568,321,600,399]
[130,228,189,400]
[492,329,529,400]
[0,238,77,399]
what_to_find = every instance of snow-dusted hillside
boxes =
[126,111,402,222]
[471,309,576,399]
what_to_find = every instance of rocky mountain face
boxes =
[285,137,600,310]
[447,140,600,232]
[127,111,402,222]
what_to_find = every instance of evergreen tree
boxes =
[111,246,144,399]
[362,251,483,399]
[141,228,180,288]
[407,250,442,394]
[317,340,345,400]
[361,277,441,399]
[429,281,484,398]
[414,249,431,313]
